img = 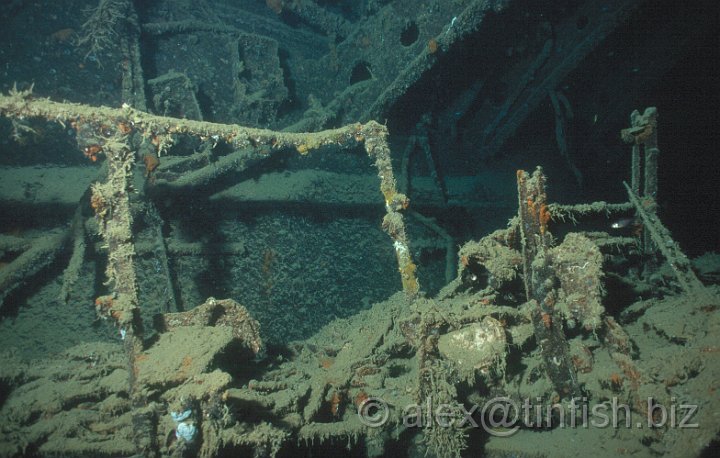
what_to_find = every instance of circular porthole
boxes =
[400,21,419,46]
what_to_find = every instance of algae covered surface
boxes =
[1,275,719,457]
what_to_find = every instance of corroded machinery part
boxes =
[552,233,605,330]
[517,167,581,399]
[160,297,263,356]
[457,228,522,293]
[437,316,507,381]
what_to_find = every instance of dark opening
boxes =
[349,61,372,84]
[400,21,419,46]
[576,15,589,30]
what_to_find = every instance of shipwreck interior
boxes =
[0,0,718,457]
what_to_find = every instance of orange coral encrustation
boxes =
[143,153,160,176]
[539,204,551,234]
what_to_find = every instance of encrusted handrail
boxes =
[0,89,420,300]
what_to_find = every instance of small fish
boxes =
[610,217,636,229]
[611,217,643,236]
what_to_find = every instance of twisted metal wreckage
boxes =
[1,89,719,457]
[0,0,719,457]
